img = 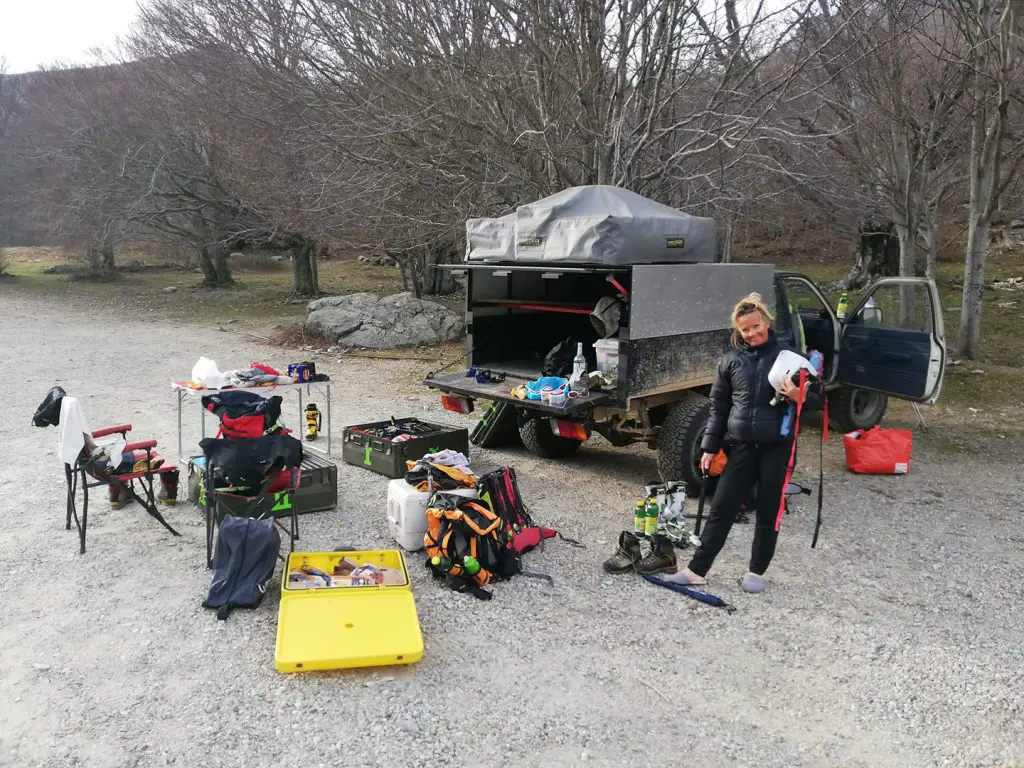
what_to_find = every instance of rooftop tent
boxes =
[465,185,717,265]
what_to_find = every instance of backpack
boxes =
[203,516,281,620]
[478,466,574,553]
[423,498,522,599]
[201,391,283,439]
[542,337,577,377]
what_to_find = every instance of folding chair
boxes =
[204,463,300,568]
[33,389,181,554]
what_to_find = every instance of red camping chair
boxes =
[65,424,181,554]
[33,387,180,553]
[203,461,301,569]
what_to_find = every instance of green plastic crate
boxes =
[342,417,469,479]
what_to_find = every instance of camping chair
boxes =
[203,457,301,569]
[38,392,181,554]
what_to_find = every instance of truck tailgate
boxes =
[423,371,612,417]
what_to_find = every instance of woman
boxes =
[669,292,820,593]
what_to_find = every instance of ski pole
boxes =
[689,469,709,547]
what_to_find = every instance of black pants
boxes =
[688,439,792,577]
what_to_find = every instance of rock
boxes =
[32,663,51,672]
[305,292,465,349]
[1008,218,1024,229]
[162,286,178,293]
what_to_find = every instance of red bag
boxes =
[843,426,912,475]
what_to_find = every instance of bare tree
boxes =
[951,0,1024,359]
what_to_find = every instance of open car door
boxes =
[838,278,946,403]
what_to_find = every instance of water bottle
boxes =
[836,291,849,321]
[644,499,659,537]
[462,555,481,577]
[572,342,587,381]
[634,501,647,537]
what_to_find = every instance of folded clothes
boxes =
[420,449,472,474]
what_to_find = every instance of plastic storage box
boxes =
[593,338,620,374]
[275,549,424,673]
[342,417,469,479]
[386,479,478,551]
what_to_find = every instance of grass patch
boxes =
[0,247,407,330]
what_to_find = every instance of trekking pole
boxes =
[688,470,709,548]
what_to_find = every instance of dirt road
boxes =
[1,289,1021,768]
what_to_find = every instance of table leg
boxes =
[177,390,184,463]
[326,383,332,457]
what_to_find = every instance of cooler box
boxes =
[275,549,424,673]
[342,417,469,479]
[386,479,479,551]
[186,452,338,518]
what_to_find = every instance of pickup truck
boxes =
[423,261,946,493]
[423,187,946,493]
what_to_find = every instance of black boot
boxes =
[635,534,677,575]
[602,531,642,574]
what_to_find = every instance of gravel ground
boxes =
[1,290,1022,768]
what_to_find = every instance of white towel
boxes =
[56,397,124,467]
[57,397,91,466]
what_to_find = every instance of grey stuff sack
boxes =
[203,516,281,621]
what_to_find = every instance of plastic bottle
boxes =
[462,555,481,577]
[836,291,849,321]
[634,501,647,537]
[431,555,452,572]
[644,499,659,537]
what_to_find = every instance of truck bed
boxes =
[424,370,613,417]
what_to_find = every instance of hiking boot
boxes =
[158,469,179,506]
[109,483,132,508]
[602,531,642,574]
[635,534,677,575]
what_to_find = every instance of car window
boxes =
[849,283,933,333]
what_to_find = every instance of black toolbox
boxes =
[186,451,338,519]
[342,417,469,478]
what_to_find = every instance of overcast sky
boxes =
[1,0,139,74]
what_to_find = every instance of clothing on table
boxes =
[688,438,791,577]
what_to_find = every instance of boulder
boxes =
[306,292,464,349]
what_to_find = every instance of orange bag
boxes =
[843,427,912,475]
[709,450,728,477]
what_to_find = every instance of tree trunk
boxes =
[197,244,219,284]
[291,238,319,296]
[85,245,116,277]
[958,215,988,359]
[719,216,735,263]
[399,241,458,298]
[839,220,900,290]
[894,223,918,326]
[212,245,234,285]
[919,216,939,281]
[198,243,234,287]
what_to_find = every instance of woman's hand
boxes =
[779,376,808,404]
[699,452,715,474]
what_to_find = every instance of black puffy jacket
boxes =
[700,331,821,453]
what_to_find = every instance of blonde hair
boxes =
[730,292,774,348]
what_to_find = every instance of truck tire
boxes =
[829,387,888,433]
[518,417,583,459]
[657,393,716,496]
